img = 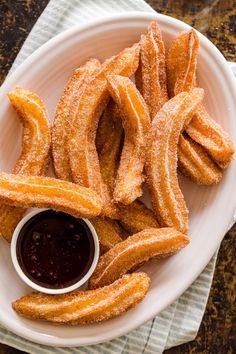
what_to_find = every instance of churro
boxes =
[96,98,159,232]
[68,44,139,217]
[96,100,123,160]
[13,273,150,324]
[167,30,234,168]
[89,228,189,289]
[96,100,123,217]
[167,29,199,97]
[107,75,150,205]
[52,58,100,181]
[90,101,125,250]
[118,200,159,234]
[146,88,204,233]
[0,88,50,242]
[186,105,234,168]
[135,21,168,119]
[0,172,102,219]
[178,133,222,184]
[90,217,124,253]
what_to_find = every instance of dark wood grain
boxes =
[0,0,48,84]
[0,1,235,353]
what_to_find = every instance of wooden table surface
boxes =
[0,1,235,353]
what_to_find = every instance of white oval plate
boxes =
[0,12,236,347]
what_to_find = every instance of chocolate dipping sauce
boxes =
[16,210,95,289]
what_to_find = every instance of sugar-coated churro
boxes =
[135,21,168,119]
[167,29,199,97]
[118,200,159,234]
[96,100,123,217]
[0,172,102,219]
[52,58,100,181]
[96,99,159,232]
[146,88,204,233]
[186,105,234,169]
[68,44,140,217]
[178,133,222,184]
[96,98,160,232]
[90,217,124,253]
[107,75,150,205]
[90,101,126,250]
[89,228,189,289]
[13,273,150,324]
[0,88,50,242]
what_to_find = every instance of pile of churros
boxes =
[0,21,234,325]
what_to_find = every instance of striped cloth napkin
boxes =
[1,0,235,353]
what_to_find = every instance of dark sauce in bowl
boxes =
[16,210,95,289]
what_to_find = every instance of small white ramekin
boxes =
[11,208,100,294]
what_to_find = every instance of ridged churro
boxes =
[118,200,159,234]
[89,228,189,289]
[167,29,234,168]
[13,273,150,324]
[107,75,150,205]
[68,44,139,217]
[96,100,123,162]
[167,29,199,97]
[0,172,102,219]
[146,88,204,233]
[0,88,50,242]
[186,105,234,169]
[135,21,168,119]
[178,133,222,184]
[52,58,100,181]
[89,101,125,250]
[96,98,160,233]
[96,100,123,217]
[90,217,125,253]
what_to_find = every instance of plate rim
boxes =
[0,11,236,347]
